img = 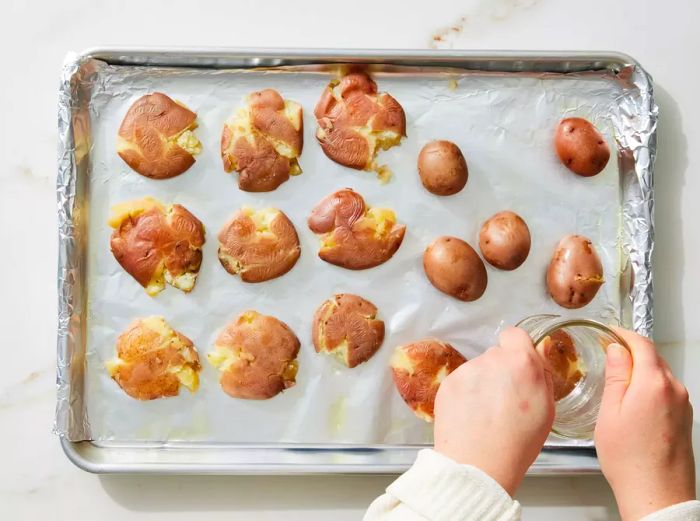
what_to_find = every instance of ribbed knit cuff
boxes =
[641,500,700,521]
[387,449,521,521]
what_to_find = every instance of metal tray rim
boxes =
[60,437,602,475]
[75,46,646,72]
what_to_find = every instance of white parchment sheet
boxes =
[84,66,623,445]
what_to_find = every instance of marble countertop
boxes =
[2,0,698,519]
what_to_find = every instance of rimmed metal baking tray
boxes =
[56,47,656,474]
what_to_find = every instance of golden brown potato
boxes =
[106,316,201,400]
[312,294,385,368]
[314,72,406,181]
[391,339,467,421]
[555,117,610,177]
[479,211,531,271]
[546,234,604,309]
[208,310,300,400]
[308,189,405,270]
[117,93,201,179]
[417,140,468,196]
[218,207,300,283]
[537,329,583,401]
[109,197,205,296]
[423,236,487,301]
[221,89,303,192]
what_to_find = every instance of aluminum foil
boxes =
[55,51,657,450]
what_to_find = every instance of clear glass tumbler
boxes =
[516,314,629,440]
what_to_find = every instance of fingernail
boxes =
[607,343,625,361]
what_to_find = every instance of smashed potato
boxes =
[208,310,300,400]
[308,188,406,270]
[391,339,467,422]
[314,73,406,181]
[312,294,385,368]
[537,329,584,401]
[106,316,201,400]
[109,197,205,296]
[117,93,201,179]
[218,207,301,283]
[221,89,303,192]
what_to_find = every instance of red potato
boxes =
[537,329,583,401]
[555,117,610,177]
[546,234,604,309]
[479,211,531,271]
[107,317,201,400]
[312,294,385,368]
[221,89,303,192]
[417,140,468,196]
[391,339,467,422]
[109,197,205,297]
[117,93,200,180]
[217,207,300,283]
[208,311,300,400]
[423,236,487,302]
[308,189,406,270]
[314,73,406,180]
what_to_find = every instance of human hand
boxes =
[433,327,555,496]
[595,328,695,521]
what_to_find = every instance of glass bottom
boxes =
[517,315,627,440]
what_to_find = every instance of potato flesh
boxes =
[175,129,202,155]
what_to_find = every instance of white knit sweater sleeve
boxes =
[640,501,700,521]
[363,449,700,521]
[363,449,521,521]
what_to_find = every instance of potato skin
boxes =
[423,236,487,301]
[117,93,198,179]
[221,89,303,192]
[109,317,201,400]
[391,339,467,421]
[213,311,300,400]
[417,140,468,196]
[314,73,406,172]
[312,294,385,368]
[479,211,531,271]
[555,117,610,177]
[308,188,406,270]
[109,199,205,296]
[217,208,300,283]
[540,329,583,401]
[546,234,604,309]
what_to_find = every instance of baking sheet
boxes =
[56,51,658,461]
[71,63,629,446]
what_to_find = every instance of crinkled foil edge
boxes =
[615,64,657,337]
[56,52,95,440]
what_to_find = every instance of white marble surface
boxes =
[1,0,698,519]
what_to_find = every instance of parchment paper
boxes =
[81,66,625,445]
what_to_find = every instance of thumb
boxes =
[600,343,632,411]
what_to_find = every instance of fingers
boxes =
[612,327,658,369]
[611,328,680,392]
[600,343,633,412]
[499,327,535,354]
[500,327,553,401]
[606,329,692,423]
